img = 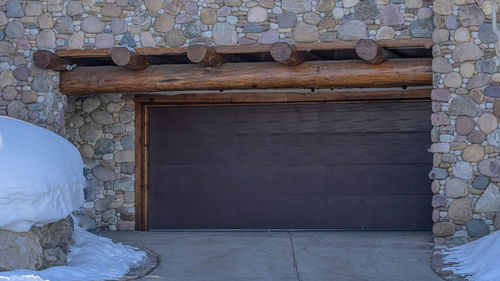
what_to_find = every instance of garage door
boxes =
[148,102,432,230]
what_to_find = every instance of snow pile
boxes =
[0,117,86,232]
[443,230,500,281]
[0,217,146,281]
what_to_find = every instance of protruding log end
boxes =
[355,39,390,65]
[33,50,69,71]
[270,42,305,66]
[187,45,224,67]
[111,47,150,70]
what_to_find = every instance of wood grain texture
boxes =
[187,45,224,67]
[111,47,150,70]
[270,42,305,66]
[33,50,70,70]
[147,102,433,230]
[355,39,392,65]
[60,58,432,95]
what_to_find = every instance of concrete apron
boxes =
[101,231,443,281]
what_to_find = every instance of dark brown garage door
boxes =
[148,102,432,230]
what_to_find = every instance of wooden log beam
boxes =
[33,50,70,71]
[270,42,305,66]
[59,58,432,95]
[187,45,224,67]
[110,47,150,70]
[355,39,392,65]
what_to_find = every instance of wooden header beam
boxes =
[60,58,432,95]
[270,42,305,66]
[186,45,224,67]
[55,39,433,58]
[110,47,150,70]
[355,39,393,65]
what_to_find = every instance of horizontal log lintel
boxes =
[59,58,432,95]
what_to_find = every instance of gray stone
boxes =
[91,110,114,125]
[31,74,53,92]
[7,102,27,120]
[479,158,500,177]
[92,165,115,182]
[79,122,103,142]
[6,0,24,18]
[380,4,404,26]
[449,198,473,223]
[243,23,263,33]
[13,66,30,81]
[120,32,136,48]
[282,0,311,13]
[95,33,114,49]
[320,32,337,42]
[466,220,490,238]
[5,21,24,39]
[449,96,480,117]
[2,86,17,101]
[131,8,151,26]
[278,12,297,28]
[0,41,14,57]
[66,1,84,16]
[354,0,378,20]
[111,18,128,35]
[181,22,201,39]
[409,18,433,38]
[74,213,96,230]
[0,30,4,41]
[82,98,101,113]
[94,197,114,211]
[479,23,500,43]
[114,150,134,163]
[475,183,500,212]
[467,73,491,89]
[32,216,74,254]
[475,59,497,73]
[432,57,452,73]
[445,178,468,198]
[337,20,367,41]
[459,4,484,27]
[213,22,238,45]
[112,123,125,134]
[36,30,56,49]
[95,138,115,155]
[293,22,319,42]
[55,16,74,34]
[432,195,447,208]
[82,16,104,33]
[113,177,134,192]
[452,43,483,63]
[488,130,500,147]
[258,30,279,44]
[47,0,64,12]
[0,229,42,271]
[121,135,134,150]
[453,161,473,180]
[303,12,321,25]
[445,15,458,30]
[102,209,117,224]
[472,176,490,190]
[485,86,500,98]
[429,167,448,180]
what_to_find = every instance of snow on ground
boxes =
[443,230,500,281]
[0,117,86,232]
[0,217,146,281]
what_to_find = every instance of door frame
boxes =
[133,89,431,231]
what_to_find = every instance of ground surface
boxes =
[102,231,443,281]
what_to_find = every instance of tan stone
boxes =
[376,26,395,40]
[145,0,165,13]
[154,14,175,32]
[248,6,267,23]
[444,72,462,88]
[102,4,122,17]
[114,150,134,163]
[68,31,84,49]
[139,31,156,47]
[454,27,470,43]
[432,29,449,43]
[448,198,473,224]
[293,22,319,43]
[460,62,475,78]
[482,1,493,16]
[477,113,498,134]
[38,13,54,29]
[432,180,441,194]
[433,0,452,15]
[0,71,16,88]
[200,8,217,25]
[405,0,423,8]
[462,144,485,162]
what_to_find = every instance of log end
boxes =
[111,47,132,66]
[187,45,208,64]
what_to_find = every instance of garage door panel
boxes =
[148,102,432,230]
[149,132,431,166]
[149,163,430,196]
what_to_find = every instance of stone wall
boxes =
[431,0,500,241]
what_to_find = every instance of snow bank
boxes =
[443,230,500,281]
[0,117,86,232]
[0,217,146,281]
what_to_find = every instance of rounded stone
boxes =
[79,122,103,142]
[79,144,94,159]
[479,158,500,177]
[380,4,404,26]
[444,72,462,88]
[166,29,186,47]
[68,31,84,49]
[102,3,121,17]
[433,0,452,15]
[454,161,473,180]
[95,138,115,155]
[5,21,24,39]
[67,1,84,16]
[278,12,297,28]
[185,2,198,15]
[466,220,490,238]
[317,0,335,11]
[432,194,447,208]
[452,43,483,63]
[92,165,115,182]
[445,178,468,198]
[406,0,423,8]
[258,30,279,44]
[293,22,319,43]
[212,22,238,45]
[448,198,473,223]
[114,150,134,163]
[454,27,470,43]
[343,0,360,8]
[467,130,486,144]
[477,113,498,134]
[139,31,156,47]
[337,20,367,41]
[248,7,267,23]
[13,66,30,81]
[95,33,114,49]
[82,16,104,33]
[36,30,56,49]
[200,8,217,25]
[418,7,433,19]
[2,86,17,101]
[462,144,485,162]
[181,22,201,39]
[432,29,449,43]
[304,12,321,24]
[82,98,101,113]
[459,4,484,27]
[145,0,164,13]
[376,26,395,40]
[456,116,475,135]
[111,18,128,35]
[460,62,475,78]
[432,57,452,73]
[472,175,490,190]
[154,14,175,33]
[432,222,456,237]
[91,110,114,125]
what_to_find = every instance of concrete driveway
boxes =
[102,231,442,281]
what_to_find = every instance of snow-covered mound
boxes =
[0,216,146,281]
[443,230,500,281]
[0,117,85,232]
